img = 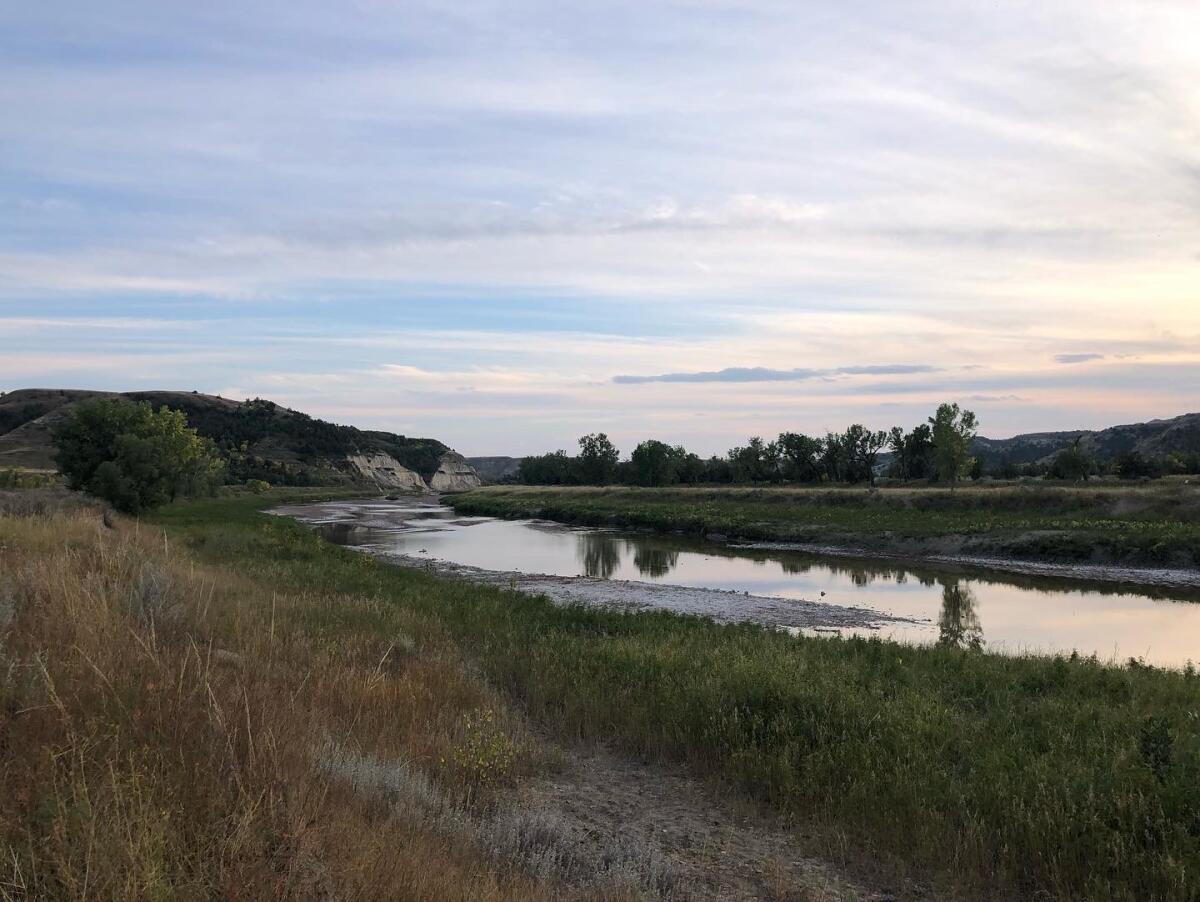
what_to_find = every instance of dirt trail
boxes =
[523,742,899,901]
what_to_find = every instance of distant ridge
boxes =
[972,412,1200,467]
[467,456,523,484]
[0,388,469,488]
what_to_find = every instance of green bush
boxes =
[245,479,271,494]
[53,397,225,513]
[0,469,53,490]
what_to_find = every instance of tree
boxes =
[631,440,680,486]
[53,397,225,513]
[889,424,934,482]
[906,424,935,481]
[777,432,823,482]
[842,424,889,485]
[518,451,576,485]
[1115,451,1160,480]
[728,436,772,482]
[1048,438,1095,481]
[675,450,707,484]
[703,455,734,483]
[887,427,908,480]
[991,455,1019,480]
[577,432,619,485]
[821,432,849,483]
[928,403,978,487]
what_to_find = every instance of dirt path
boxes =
[522,742,900,901]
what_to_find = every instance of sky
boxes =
[2,1,1199,455]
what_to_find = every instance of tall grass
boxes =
[151,493,1200,900]
[0,501,659,900]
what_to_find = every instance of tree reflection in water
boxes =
[575,534,683,579]
[576,533,621,579]
[632,546,679,578]
[776,556,937,588]
[938,579,984,650]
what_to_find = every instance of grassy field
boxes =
[0,489,653,900]
[4,488,1200,899]
[448,484,1200,569]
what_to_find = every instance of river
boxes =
[274,497,1200,668]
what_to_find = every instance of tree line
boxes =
[1025,441,1200,481]
[519,403,980,487]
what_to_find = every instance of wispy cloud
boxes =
[613,364,941,385]
[4,1,1200,451]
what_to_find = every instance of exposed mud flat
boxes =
[378,551,914,631]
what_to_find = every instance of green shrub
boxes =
[53,397,225,513]
[0,469,53,490]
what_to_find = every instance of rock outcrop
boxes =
[346,453,429,492]
[428,452,482,492]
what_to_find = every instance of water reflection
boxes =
[578,533,621,579]
[777,556,937,587]
[937,580,984,650]
[292,499,1200,667]
[574,528,992,649]
[318,521,370,545]
[633,546,679,579]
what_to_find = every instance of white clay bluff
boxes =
[346,451,481,494]
[427,452,483,492]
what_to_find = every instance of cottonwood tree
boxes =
[727,436,773,483]
[518,451,576,485]
[776,432,823,482]
[577,432,619,485]
[631,439,681,486]
[890,424,935,482]
[928,403,978,487]
[1048,438,1095,482]
[842,424,890,486]
[53,397,225,513]
[821,432,849,483]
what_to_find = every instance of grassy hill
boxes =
[0,388,450,486]
[467,456,523,484]
[972,412,1200,469]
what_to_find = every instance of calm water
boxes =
[285,499,1200,668]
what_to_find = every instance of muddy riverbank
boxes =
[377,551,914,631]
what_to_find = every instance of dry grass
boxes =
[0,486,96,518]
[0,507,659,900]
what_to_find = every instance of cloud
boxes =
[1054,353,1106,364]
[613,364,941,385]
[5,0,1200,454]
[962,394,1027,402]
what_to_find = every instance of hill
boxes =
[0,388,478,490]
[972,412,1200,468]
[467,456,523,484]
